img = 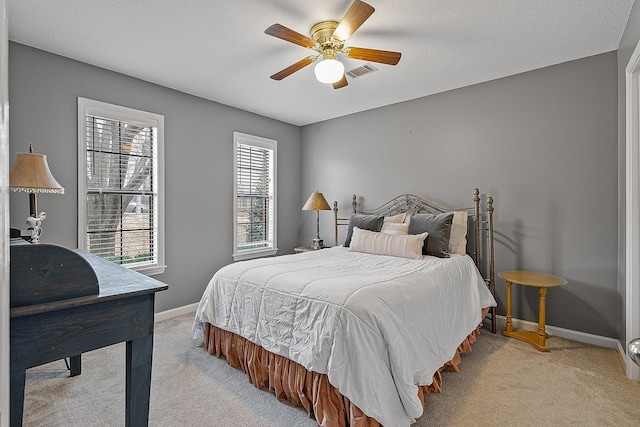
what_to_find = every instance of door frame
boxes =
[625,39,640,381]
[0,0,10,423]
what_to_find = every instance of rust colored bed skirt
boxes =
[203,309,488,427]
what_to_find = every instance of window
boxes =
[78,98,165,275]
[233,132,277,261]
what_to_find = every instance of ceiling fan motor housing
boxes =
[311,21,342,47]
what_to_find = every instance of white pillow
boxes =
[381,212,410,234]
[350,227,428,260]
[448,211,468,255]
[380,222,409,235]
[383,213,409,224]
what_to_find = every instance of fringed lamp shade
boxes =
[10,148,65,243]
[10,152,65,195]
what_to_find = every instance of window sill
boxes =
[233,248,278,262]
[129,264,167,276]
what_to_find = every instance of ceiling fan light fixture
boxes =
[265,1,400,88]
[314,57,344,84]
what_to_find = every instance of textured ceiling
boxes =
[7,0,636,126]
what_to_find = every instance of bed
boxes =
[193,188,497,427]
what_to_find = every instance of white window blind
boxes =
[78,98,165,275]
[233,132,277,260]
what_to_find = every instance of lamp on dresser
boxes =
[9,144,64,243]
[302,191,331,249]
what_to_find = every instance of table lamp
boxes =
[302,191,331,249]
[10,144,65,243]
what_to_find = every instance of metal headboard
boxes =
[333,188,496,333]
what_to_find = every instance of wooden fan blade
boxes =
[270,56,315,81]
[265,24,317,49]
[333,75,348,89]
[345,47,401,65]
[333,0,375,41]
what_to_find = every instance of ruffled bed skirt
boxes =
[203,308,489,427]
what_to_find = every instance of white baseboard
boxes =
[154,302,199,323]
[485,315,618,349]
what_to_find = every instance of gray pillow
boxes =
[344,214,384,247]
[408,212,454,258]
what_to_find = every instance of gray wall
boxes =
[7,41,622,338]
[8,42,301,312]
[301,52,619,338]
[617,1,640,350]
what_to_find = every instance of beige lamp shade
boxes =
[302,191,331,249]
[10,152,65,194]
[302,191,331,211]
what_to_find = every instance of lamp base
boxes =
[311,238,325,249]
[25,212,46,244]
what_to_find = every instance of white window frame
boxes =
[77,97,165,275]
[233,131,277,261]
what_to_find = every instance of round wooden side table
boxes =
[499,270,567,352]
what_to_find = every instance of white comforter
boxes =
[193,246,496,427]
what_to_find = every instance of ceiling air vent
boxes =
[346,63,378,79]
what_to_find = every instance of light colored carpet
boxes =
[22,313,640,427]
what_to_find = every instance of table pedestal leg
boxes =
[504,281,513,333]
[537,287,548,348]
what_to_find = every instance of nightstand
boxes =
[294,245,328,253]
[499,270,567,352]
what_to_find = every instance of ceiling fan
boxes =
[265,0,401,89]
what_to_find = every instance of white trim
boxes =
[625,41,640,381]
[232,248,278,261]
[134,264,168,276]
[0,0,9,423]
[154,302,199,323]
[618,340,629,368]
[486,315,618,349]
[77,97,165,276]
[232,131,278,261]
